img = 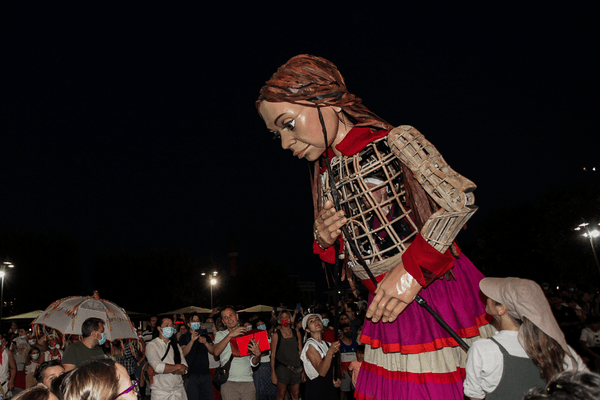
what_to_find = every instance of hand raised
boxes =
[366,261,422,323]
[327,341,340,356]
[314,200,346,248]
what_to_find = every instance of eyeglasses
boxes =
[114,380,139,399]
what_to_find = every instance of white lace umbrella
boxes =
[32,291,137,341]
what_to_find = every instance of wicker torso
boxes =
[321,137,418,279]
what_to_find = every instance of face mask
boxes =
[321,318,329,327]
[32,353,40,360]
[20,335,27,339]
[97,333,107,345]
[28,339,37,345]
[281,318,291,327]
[161,327,175,339]
[257,324,266,331]
[246,325,252,331]
[190,322,201,330]
[53,344,61,349]
[343,331,353,339]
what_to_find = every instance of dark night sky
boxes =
[1,4,599,309]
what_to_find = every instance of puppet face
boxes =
[259,101,345,162]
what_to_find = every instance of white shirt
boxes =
[214,329,254,382]
[464,330,587,399]
[146,337,188,399]
[300,338,329,380]
[580,327,600,348]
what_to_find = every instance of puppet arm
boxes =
[388,125,477,286]
[367,126,477,323]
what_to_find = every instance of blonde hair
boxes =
[61,357,119,400]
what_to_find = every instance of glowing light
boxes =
[210,278,217,285]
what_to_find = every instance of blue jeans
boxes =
[186,373,213,400]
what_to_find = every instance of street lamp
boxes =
[1,257,15,323]
[202,271,218,309]
[574,222,600,276]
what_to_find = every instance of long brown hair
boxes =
[256,54,436,228]
[521,317,577,382]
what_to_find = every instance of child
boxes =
[348,345,365,389]
[580,316,600,371]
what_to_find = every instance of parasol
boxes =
[32,291,137,341]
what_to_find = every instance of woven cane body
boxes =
[321,126,477,280]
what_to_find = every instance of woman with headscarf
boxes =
[464,277,588,400]
[299,314,341,400]
[257,54,494,400]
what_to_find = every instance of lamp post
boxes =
[574,222,600,276]
[0,257,15,323]
[202,271,218,310]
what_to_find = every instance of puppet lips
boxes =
[293,144,310,158]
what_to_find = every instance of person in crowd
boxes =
[320,311,335,343]
[339,323,358,400]
[348,344,365,389]
[24,346,43,388]
[8,322,19,336]
[65,335,79,347]
[271,311,303,400]
[179,313,213,400]
[464,277,588,400]
[549,293,584,349]
[252,318,277,400]
[579,316,600,371]
[143,316,159,343]
[111,339,138,381]
[300,313,341,400]
[62,317,106,371]
[522,370,600,400]
[43,337,63,362]
[213,306,262,400]
[11,326,29,390]
[203,317,222,400]
[1,331,17,394]
[12,385,59,400]
[146,317,188,399]
[34,360,64,390]
[59,357,138,400]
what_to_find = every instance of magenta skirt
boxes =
[355,253,494,400]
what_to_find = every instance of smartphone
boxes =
[296,303,302,312]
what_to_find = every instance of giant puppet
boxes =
[257,55,494,400]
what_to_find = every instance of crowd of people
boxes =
[0,281,599,400]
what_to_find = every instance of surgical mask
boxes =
[32,353,40,360]
[190,322,201,330]
[28,339,37,345]
[321,318,329,327]
[53,344,60,349]
[98,332,107,345]
[343,331,353,339]
[20,335,27,339]
[161,327,175,339]
[246,325,252,331]
[257,324,266,331]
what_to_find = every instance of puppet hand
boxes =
[366,261,422,323]
[314,200,346,248]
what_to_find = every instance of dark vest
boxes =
[486,337,546,400]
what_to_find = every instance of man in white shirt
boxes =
[213,306,262,400]
[146,317,188,400]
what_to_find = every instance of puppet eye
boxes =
[272,132,281,140]
[283,120,295,130]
